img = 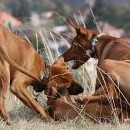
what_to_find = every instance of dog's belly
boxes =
[119,87,130,101]
[118,80,130,102]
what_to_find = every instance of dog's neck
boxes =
[91,33,107,46]
[87,32,107,58]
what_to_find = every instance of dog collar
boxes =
[85,33,106,58]
[92,33,106,46]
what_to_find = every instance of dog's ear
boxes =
[67,18,85,36]
[67,18,79,29]
[67,80,84,95]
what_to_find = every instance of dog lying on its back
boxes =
[45,58,121,122]
[45,58,130,123]
[47,87,122,122]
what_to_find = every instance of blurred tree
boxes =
[86,0,130,31]
[116,6,130,30]
[6,0,31,22]
[51,0,72,25]
[29,0,45,13]
[54,0,72,16]
[85,0,110,29]
[4,0,73,24]
[0,3,5,10]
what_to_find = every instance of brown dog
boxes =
[76,60,130,104]
[45,57,83,106]
[58,19,130,108]
[0,24,50,124]
[62,19,130,69]
[45,57,72,97]
[48,88,122,123]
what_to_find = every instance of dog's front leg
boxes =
[75,81,118,104]
[10,77,52,121]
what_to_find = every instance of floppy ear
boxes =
[67,18,85,36]
[67,80,84,95]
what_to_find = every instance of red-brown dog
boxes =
[58,19,130,111]
[45,57,84,106]
[0,24,50,124]
[48,88,122,123]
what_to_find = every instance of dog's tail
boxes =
[0,46,42,83]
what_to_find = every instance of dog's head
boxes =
[61,18,98,69]
[45,57,73,97]
[45,57,84,104]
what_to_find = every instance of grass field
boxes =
[0,28,130,130]
[1,92,130,130]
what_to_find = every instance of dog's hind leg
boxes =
[0,63,11,125]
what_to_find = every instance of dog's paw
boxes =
[123,118,130,124]
[75,96,86,104]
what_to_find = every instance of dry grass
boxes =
[0,28,130,130]
[1,93,130,130]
